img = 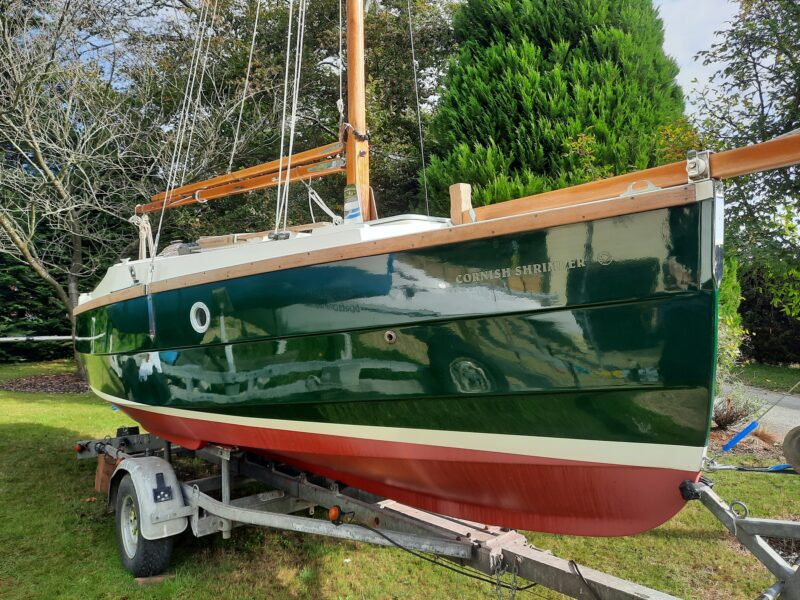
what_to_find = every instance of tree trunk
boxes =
[68,223,87,380]
[0,212,86,379]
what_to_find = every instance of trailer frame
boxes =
[76,430,799,599]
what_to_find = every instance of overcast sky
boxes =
[655,0,740,102]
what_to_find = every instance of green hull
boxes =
[77,195,722,535]
[79,200,719,444]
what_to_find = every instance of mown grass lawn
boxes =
[735,362,800,393]
[0,361,798,600]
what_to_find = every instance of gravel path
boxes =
[743,385,800,439]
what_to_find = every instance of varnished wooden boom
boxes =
[710,132,800,179]
[473,132,800,222]
[137,142,344,214]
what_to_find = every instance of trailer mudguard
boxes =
[108,457,188,540]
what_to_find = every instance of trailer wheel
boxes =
[114,474,173,577]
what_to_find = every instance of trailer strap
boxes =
[569,561,601,600]
[352,521,537,595]
[705,458,798,475]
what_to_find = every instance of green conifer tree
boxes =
[424,0,685,213]
[0,256,71,362]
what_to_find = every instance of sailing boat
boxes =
[74,0,800,536]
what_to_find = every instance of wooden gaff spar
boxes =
[77,0,800,537]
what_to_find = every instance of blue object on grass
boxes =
[723,420,759,453]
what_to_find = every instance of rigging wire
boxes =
[337,0,345,129]
[406,0,430,216]
[274,0,297,232]
[164,1,211,198]
[148,0,212,276]
[275,0,309,233]
[228,0,264,174]
[182,0,221,186]
[281,0,309,231]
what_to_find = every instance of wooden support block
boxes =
[135,573,175,586]
[449,183,472,225]
[94,455,116,494]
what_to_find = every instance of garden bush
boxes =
[739,268,800,365]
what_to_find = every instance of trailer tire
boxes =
[114,474,173,577]
[785,426,800,473]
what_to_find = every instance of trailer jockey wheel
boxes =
[114,474,173,577]
[785,426,800,474]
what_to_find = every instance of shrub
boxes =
[739,267,800,365]
[0,256,71,363]
[713,258,763,430]
[717,258,747,385]
[713,381,761,430]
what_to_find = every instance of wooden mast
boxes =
[346,0,373,221]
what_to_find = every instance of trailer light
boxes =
[74,443,85,453]
[327,505,342,525]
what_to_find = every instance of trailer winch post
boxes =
[681,480,799,600]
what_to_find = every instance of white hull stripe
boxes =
[92,388,706,472]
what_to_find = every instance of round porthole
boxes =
[190,302,211,334]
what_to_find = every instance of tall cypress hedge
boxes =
[424,0,684,213]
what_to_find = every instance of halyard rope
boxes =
[228,0,263,174]
[281,0,309,232]
[182,0,221,186]
[337,0,345,130]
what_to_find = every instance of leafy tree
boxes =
[693,0,800,318]
[365,1,457,216]
[423,0,685,213]
[0,0,172,371]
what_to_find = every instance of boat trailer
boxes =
[76,429,799,599]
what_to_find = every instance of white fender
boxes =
[109,457,188,540]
